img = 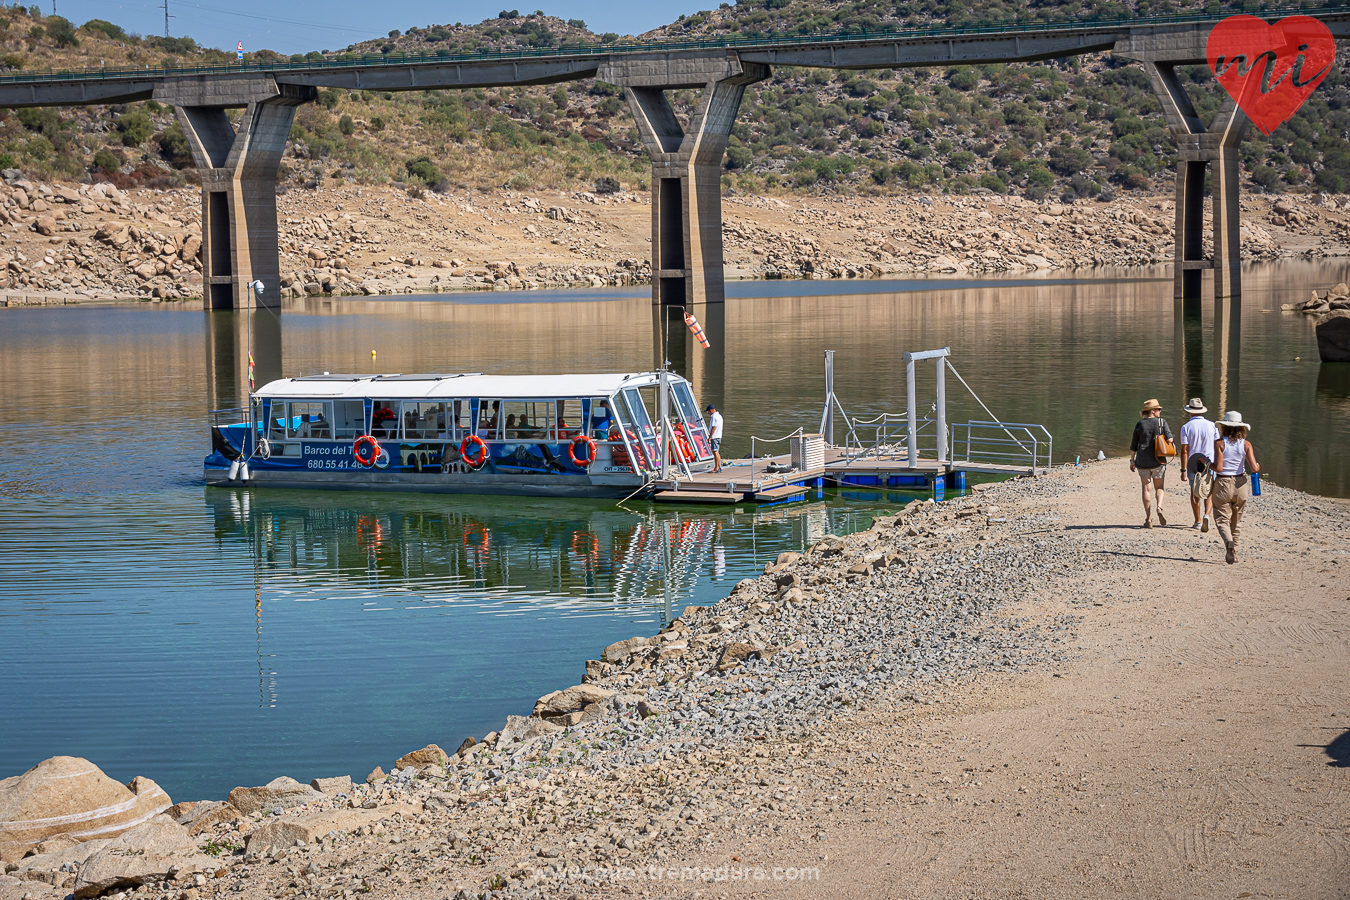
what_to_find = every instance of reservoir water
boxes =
[3,261,1348,801]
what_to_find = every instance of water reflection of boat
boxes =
[205,490,725,616]
[205,490,887,619]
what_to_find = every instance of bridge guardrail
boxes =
[0,2,1347,85]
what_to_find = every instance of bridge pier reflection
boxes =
[1172,290,1240,415]
[1213,292,1241,414]
[205,310,283,412]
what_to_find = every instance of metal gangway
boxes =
[818,347,1053,477]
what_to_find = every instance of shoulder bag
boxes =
[1153,419,1177,460]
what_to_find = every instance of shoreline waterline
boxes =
[6,460,1346,899]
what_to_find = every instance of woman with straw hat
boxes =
[1212,411,1260,564]
[1129,398,1174,528]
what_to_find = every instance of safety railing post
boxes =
[936,355,947,466]
[904,353,917,468]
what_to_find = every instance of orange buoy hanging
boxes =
[683,311,710,349]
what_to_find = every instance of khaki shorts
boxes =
[1137,465,1166,482]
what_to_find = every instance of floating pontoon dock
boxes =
[650,348,1053,505]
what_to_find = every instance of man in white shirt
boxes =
[706,404,724,473]
[1178,397,1218,532]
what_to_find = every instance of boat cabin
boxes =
[207,372,715,496]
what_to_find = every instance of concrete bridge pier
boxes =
[603,56,769,305]
[161,79,315,310]
[1136,62,1249,303]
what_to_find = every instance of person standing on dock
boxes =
[1129,398,1173,528]
[707,404,724,473]
[1179,398,1219,532]
[1212,411,1260,565]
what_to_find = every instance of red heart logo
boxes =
[1207,15,1335,136]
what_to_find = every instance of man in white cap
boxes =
[1178,397,1218,532]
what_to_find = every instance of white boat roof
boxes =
[254,372,678,401]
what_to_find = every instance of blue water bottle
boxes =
[1250,471,1261,496]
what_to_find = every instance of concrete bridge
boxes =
[1,5,1349,311]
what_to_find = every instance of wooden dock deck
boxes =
[650,447,1037,505]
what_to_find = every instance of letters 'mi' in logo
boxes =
[1206,15,1336,136]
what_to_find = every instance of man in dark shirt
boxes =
[1129,398,1174,528]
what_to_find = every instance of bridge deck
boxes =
[650,447,1035,503]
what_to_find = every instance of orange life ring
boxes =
[568,435,598,467]
[625,429,649,469]
[461,434,489,468]
[674,423,696,459]
[353,434,380,467]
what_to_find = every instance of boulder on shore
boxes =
[393,745,447,771]
[244,807,397,852]
[225,777,323,816]
[0,757,171,863]
[1317,310,1350,362]
[601,636,652,663]
[533,684,616,721]
[72,815,208,899]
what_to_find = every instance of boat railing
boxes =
[841,414,938,464]
[951,421,1053,473]
[210,407,249,428]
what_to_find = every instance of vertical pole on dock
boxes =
[904,353,917,468]
[823,350,834,445]
[658,369,671,481]
[935,354,948,466]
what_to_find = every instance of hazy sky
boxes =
[43,0,699,55]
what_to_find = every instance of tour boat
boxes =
[206,372,717,497]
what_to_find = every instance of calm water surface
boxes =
[3,261,1348,800]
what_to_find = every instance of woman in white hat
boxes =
[1212,411,1260,564]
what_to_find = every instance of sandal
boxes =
[1156,509,1167,526]
[1143,519,1153,528]
[1225,543,1236,564]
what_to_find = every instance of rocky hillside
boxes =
[0,4,1347,206]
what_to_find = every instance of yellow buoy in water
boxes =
[371,349,377,362]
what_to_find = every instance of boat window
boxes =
[671,382,712,460]
[478,400,502,437]
[333,401,365,440]
[671,383,703,428]
[589,397,617,439]
[371,400,400,439]
[555,399,583,440]
[267,405,287,441]
[286,402,331,439]
[403,402,449,440]
[500,401,552,441]
[619,388,659,471]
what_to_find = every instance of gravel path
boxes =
[10,460,1344,900]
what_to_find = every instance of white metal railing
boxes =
[841,414,939,464]
[951,421,1053,473]
[210,407,249,428]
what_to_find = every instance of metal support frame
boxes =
[903,347,950,468]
